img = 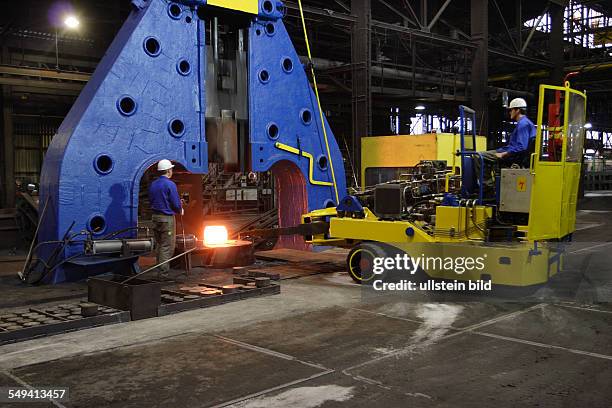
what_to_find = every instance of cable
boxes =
[297,0,339,204]
[23,224,146,284]
[31,252,85,285]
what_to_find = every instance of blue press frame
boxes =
[37,0,346,283]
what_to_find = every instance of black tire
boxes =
[346,242,386,284]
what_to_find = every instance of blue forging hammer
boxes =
[34,0,347,283]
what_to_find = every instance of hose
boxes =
[23,224,150,284]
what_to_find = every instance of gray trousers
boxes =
[152,213,175,275]
[473,150,499,189]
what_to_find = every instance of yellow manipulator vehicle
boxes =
[302,82,587,287]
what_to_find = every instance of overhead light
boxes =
[584,122,592,129]
[415,105,426,111]
[64,15,80,29]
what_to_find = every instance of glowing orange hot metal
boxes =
[203,226,229,246]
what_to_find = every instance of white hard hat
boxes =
[509,98,527,109]
[157,159,174,171]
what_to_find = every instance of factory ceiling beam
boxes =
[308,57,469,88]
[371,19,476,49]
[0,65,90,96]
[0,65,91,82]
[521,2,551,54]
[488,48,552,67]
[286,2,475,50]
[439,18,471,40]
[371,87,468,102]
[491,0,519,54]
[398,0,423,28]
[10,86,81,97]
[427,0,453,32]
[421,0,428,27]
[0,77,84,92]
[334,0,351,13]
[3,37,102,60]
[288,0,551,71]
[283,2,357,23]
[376,0,418,27]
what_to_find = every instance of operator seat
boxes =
[499,137,536,168]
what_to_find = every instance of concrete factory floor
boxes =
[1,192,612,407]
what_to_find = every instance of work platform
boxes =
[0,193,611,407]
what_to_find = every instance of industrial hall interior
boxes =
[1,0,612,407]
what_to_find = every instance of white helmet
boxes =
[157,159,174,172]
[509,98,527,109]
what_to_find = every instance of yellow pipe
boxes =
[275,142,334,187]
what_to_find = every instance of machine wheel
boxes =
[346,242,386,284]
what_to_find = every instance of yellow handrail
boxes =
[275,142,334,186]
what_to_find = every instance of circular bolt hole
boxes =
[185,16,192,23]
[192,158,197,163]
[267,123,279,140]
[259,70,270,84]
[301,109,313,125]
[256,29,262,36]
[260,159,264,163]
[177,59,191,76]
[192,145,196,150]
[282,57,293,73]
[89,215,106,234]
[265,23,275,36]
[259,146,264,151]
[317,155,328,171]
[117,96,137,116]
[168,119,185,137]
[262,0,274,14]
[94,154,113,174]
[168,3,182,19]
[143,37,161,57]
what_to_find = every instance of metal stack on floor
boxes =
[0,302,130,344]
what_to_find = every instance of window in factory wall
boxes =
[14,116,62,187]
[390,107,400,135]
[402,114,471,135]
[524,1,612,50]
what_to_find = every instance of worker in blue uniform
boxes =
[475,98,536,192]
[149,159,183,279]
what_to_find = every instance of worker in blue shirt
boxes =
[496,98,536,159]
[475,98,536,193]
[149,159,183,280]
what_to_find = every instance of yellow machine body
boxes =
[361,133,487,188]
[303,83,586,287]
[304,207,560,286]
[527,84,587,240]
[206,0,259,14]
